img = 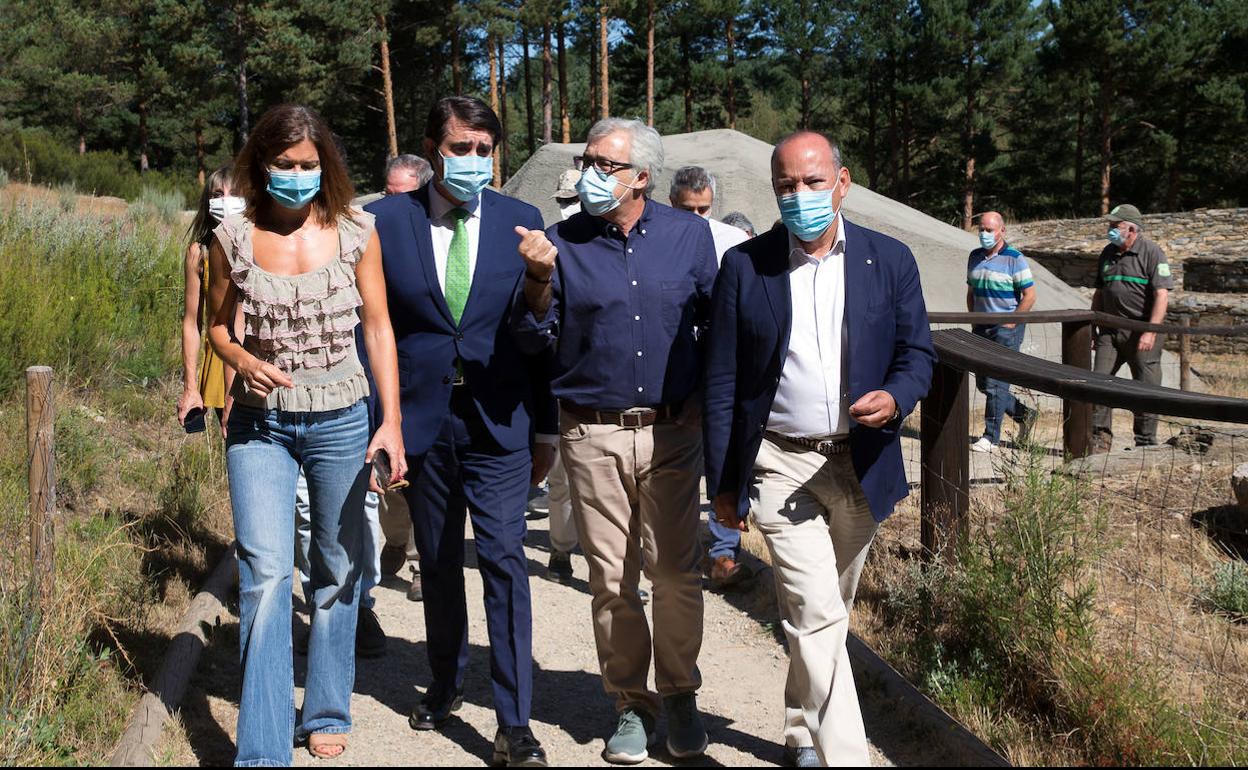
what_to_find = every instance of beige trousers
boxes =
[378,489,419,563]
[546,453,579,554]
[751,437,878,767]
[559,408,705,715]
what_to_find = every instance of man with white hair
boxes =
[385,153,433,194]
[668,166,748,262]
[513,118,716,764]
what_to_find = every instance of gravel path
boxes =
[170,508,972,767]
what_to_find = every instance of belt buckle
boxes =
[619,407,652,429]
[816,439,838,455]
[450,374,465,386]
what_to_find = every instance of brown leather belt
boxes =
[766,431,851,456]
[560,401,682,429]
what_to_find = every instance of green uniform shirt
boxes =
[1095,235,1173,320]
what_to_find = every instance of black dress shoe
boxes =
[355,607,387,658]
[492,726,548,767]
[408,690,464,731]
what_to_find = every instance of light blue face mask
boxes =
[979,230,997,250]
[439,152,494,202]
[777,189,838,242]
[266,169,321,209]
[576,167,637,217]
[1107,225,1127,248]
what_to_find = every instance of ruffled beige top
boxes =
[213,209,374,412]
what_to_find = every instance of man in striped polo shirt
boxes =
[966,211,1038,452]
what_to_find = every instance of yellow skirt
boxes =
[195,252,226,409]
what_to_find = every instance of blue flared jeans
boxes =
[226,400,368,767]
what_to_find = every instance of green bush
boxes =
[1199,561,1248,621]
[0,127,197,204]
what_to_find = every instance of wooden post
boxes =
[1179,315,1192,392]
[1061,320,1093,458]
[920,360,969,560]
[26,366,55,606]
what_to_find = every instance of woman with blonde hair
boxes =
[205,104,405,764]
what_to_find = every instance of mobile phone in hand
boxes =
[183,407,206,434]
[372,448,409,491]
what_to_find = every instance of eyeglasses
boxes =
[573,155,633,175]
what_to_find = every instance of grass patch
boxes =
[1199,561,1248,622]
[851,444,1248,765]
[0,186,231,764]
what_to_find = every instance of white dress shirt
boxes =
[767,215,851,439]
[708,217,749,264]
[428,186,482,293]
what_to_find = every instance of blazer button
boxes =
[442,375,451,385]
[456,332,465,342]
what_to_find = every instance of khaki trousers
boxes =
[546,453,579,554]
[751,437,878,767]
[378,489,419,563]
[559,408,704,716]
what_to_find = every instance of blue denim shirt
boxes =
[512,199,718,411]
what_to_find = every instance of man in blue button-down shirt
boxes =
[513,118,717,764]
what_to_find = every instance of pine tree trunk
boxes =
[499,37,510,181]
[800,67,811,129]
[557,21,570,142]
[76,104,86,155]
[866,72,878,188]
[451,21,462,93]
[1166,108,1185,211]
[589,17,598,119]
[138,97,150,173]
[489,32,501,184]
[646,0,655,126]
[236,7,249,149]
[961,62,975,231]
[523,28,535,153]
[725,16,736,130]
[1073,99,1085,212]
[542,22,553,144]
[379,14,398,159]
[195,121,206,185]
[599,2,609,118]
[681,32,692,133]
[1098,79,1112,216]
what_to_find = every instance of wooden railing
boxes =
[918,314,1248,559]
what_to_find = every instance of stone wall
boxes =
[1010,208,1248,353]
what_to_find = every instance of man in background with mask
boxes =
[1091,203,1172,451]
[668,166,748,262]
[966,211,1037,453]
[364,96,556,767]
[513,118,717,764]
[553,168,582,220]
[702,131,934,767]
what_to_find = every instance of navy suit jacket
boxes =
[703,219,935,522]
[364,186,557,458]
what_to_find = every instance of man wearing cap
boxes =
[553,168,582,220]
[1091,203,1173,451]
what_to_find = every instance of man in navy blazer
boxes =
[702,131,934,766]
[364,96,556,767]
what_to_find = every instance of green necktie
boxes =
[445,207,470,325]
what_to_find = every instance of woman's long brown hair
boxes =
[233,104,355,227]
[186,164,233,246]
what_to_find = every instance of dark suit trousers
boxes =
[402,387,534,727]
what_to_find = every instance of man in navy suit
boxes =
[364,96,556,767]
[702,131,934,767]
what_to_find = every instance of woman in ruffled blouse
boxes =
[205,104,406,765]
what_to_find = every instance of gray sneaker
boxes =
[602,708,657,764]
[663,692,708,759]
[783,745,821,767]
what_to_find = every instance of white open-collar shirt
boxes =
[767,214,851,439]
[428,185,482,294]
